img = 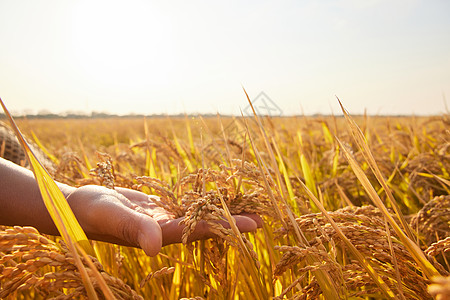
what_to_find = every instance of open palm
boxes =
[66,185,262,256]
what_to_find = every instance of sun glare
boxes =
[70,1,176,89]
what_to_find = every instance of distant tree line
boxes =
[0,112,231,119]
[0,112,425,120]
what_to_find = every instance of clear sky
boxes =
[0,0,449,116]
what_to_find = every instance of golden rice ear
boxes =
[411,195,450,246]
[0,226,141,299]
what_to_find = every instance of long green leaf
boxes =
[173,132,195,173]
[30,131,59,164]
[300,153,318,202]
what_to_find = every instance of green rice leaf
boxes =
[322,122,334,145]
[300,154,318,199]
[30,131,59,164]
[173,132,195,173]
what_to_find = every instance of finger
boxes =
[185,215,259,242]
[115,188,164,215]
[115,187,150,200]
[115,187,160,206]
[136,215,163,256]
[239,213,264,228]
[160,215,258,247]
[232,215,259,232]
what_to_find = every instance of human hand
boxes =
[66,185,262,256]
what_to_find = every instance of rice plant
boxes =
[1,102,449,299]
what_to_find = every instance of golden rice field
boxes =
[1,111,450,299]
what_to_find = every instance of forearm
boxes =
[0,157,75,235]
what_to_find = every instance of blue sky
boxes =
[0,0,449,116]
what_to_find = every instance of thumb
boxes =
[66,185,163,256]
[135,214,162,256]
[111,210,163,256]
[87,209,162,257]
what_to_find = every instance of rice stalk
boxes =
[242,88,342,299]
[336,99,441,279]
[337,98,414,239]
[337,137,441,278]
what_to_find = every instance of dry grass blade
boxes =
[239,112,286,229]
[241,87,292,205]
[272,136,301,213]
[432,174,450,188]
[217,113,233,167]
[173,129,195,173]
[30,130,59,164]
[335,180,354,207]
